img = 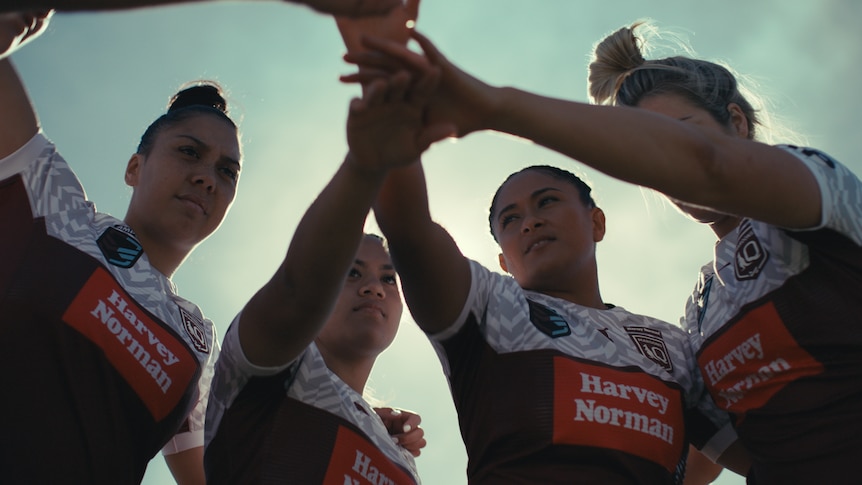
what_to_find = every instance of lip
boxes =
[354,302,386,318]
[524,236,555,254]
[177,194,207,215]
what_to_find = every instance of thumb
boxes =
[417,122,457,151]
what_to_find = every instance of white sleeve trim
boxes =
[427,260,480,342]
[0,131,48,181]
[699,422,738,463]
[161,429,204,455]
[229,311,295,376]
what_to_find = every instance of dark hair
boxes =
[136,81,237,155]
[588,21,758,139]
[488,165,596,241]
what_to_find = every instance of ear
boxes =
[125,153,142,187]
[498,252,509,273]
[727,103,750,139]
[591,207,606,243]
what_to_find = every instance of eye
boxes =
[347,268,361,279]
[499,213,518,229]
[220,166,239,181]
[538,195,558,207]
[179,146,199,158]
[382,274,397,285]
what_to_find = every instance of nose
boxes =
[520,213,543,234]
[191,168,216,193]
[359,278,385,299]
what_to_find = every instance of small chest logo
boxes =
[527,299,571,338]
[696,273,714,334]
[625,326,673,373]
[734,220,769,281]
[97,226,143,268]
[180,307,209,354]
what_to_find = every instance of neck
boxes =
[125,220,190,278]
[709,215,743,239]
[316,340,376,394]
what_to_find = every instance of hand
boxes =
[292,0,400,17]
[335,0,418,54]
[0,9,52,60]
[346,66,454,172]
[341,30,499,137]
[374,407,427,457]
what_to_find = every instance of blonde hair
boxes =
[588,21,766,140]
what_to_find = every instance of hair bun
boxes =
[167,81,228,114]
[588,22,647,105]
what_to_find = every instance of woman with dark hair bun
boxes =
[1,11,238,485]
[343,18,862,485]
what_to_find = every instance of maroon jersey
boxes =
[0,134,217,484]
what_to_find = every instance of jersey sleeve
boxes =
[0,131,91,218]
[779,145,862,244]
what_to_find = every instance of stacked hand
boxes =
[0,9,52,60]
[341,30,499,138]
[345,64,454,172]
[335,0,418,54]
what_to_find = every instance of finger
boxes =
[359,35,431,72]
[410,30,444,65]
[387,70,412,102]
[339,71,389,85]
[406,65,440,106]
[361,77,389,106]
[343,51,406,74]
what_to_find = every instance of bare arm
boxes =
[347,31,822,230]
[1,0,399,16]
[164,447,205,485]
[239,71,450,367]
[373,162,470,335]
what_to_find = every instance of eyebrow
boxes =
[497,187,562,219]
[354,258,395,271]
[176,134,241,169]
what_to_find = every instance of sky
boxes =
[10,1,862,484]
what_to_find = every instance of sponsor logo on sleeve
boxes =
[63,268,198,421]
[322,426,417,485]
[697,301,824,413]
[527,299,571,338]
[734,221,769,281]
[97,225,143,269]
[552,358,685,472]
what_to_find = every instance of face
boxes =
[636,93,745,229]
[316,236,404,359]
[492,170,605,292]
[124,113,241,254]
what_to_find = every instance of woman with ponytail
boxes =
[1,11,237,484]
[344,18,862,485]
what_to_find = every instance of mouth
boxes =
[177,195,207,215]
[354,302,386,318]
[525,237,555,254]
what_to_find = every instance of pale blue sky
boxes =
[10,1,861,484]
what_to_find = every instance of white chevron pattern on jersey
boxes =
[685,146,862,350]
[207,322,420,482]
[20,133,216,439]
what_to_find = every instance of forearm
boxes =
[374,163,470,333]
[488,87,717,199]
[239,155,386,366]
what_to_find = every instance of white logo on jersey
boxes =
[180,308,209,354]
[734,220,769,280]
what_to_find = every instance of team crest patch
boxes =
[624,326,673,372]
[527,299,571,338]
[97,226,143,268]
[734,220,769,281]
[180,307,209,353]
